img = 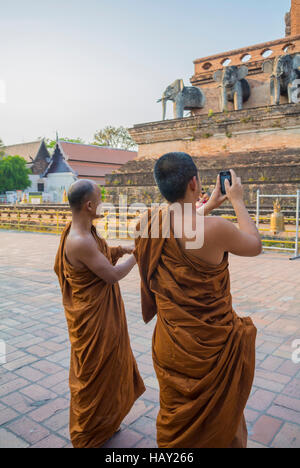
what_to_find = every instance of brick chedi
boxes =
[106,1,300,207]
[291,0,300,36]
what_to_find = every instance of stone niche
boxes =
[105,103,300,207]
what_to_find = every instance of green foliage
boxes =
[271,120,282,128]
[101,187,107,201]
[208,109,214,118]
[240,116,253,124]
[0,138,5,159]
[45,137,85,150]
[0,155,31,193]
[93,126,137,150]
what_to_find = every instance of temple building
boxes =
[3,139,51,191]
[40,140,137,202]
[3,138,137,202]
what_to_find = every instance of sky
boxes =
[0,0,291,145]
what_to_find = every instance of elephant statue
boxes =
[262,54,300,105]
[213,65,251,112]
[157,79,205,120]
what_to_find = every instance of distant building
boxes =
[3,139,51,192]
[2,139,137,202]
[41,140,137,202]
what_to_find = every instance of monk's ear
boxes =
[189,176,198,192]
[86,200,93,212]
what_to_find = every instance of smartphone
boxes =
[219,171,232,195]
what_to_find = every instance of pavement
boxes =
[0,230,300,448]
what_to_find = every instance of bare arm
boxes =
[110,245,134,265]
[72,237,136,284]
[219,170,262,256]
[196,175,227,216]
[214,217,262,257]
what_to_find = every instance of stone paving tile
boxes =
[30,434,68,448]
[251,415,283,445]
[6,416,51,444]
[1,231,300,448]
[0,428,29,448]
[271,422,300,448]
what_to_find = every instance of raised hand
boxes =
[224,169,244,205]
[207,174,227,210]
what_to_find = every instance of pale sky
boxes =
[0,0,291,145]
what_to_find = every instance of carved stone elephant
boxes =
[213,65,250,112]
[157,79,205,120]
[262,54,300,105]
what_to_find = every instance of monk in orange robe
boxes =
[134,152,260,448]
[54,180,145,448]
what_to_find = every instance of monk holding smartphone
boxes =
[134,152,261,448]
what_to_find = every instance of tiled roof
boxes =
[43,141,137,184]
[3,140,44,163]
[69,162,116,178]
[59,141,137,165]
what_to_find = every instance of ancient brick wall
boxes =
[105,148,300,207]
[291,0,300,36]
[189,36,300,114]
[129,104,300,160]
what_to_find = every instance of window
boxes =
[222,58,232,67]
[261,49,273,58]
[241,54,252,63]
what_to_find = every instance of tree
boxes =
[0,138,4,159]
[0,155,31,193]
[93,126,137,150]
[45,137,86,150]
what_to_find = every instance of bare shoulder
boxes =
[204,215,231,232]
[66,231,97,254]
[204,215,235,241]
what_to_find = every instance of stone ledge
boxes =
[130,103,300,138]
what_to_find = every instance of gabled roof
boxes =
[59,141,137,165]
[3,140,45,163]
[43,144,75,177]
[42,140,137,184]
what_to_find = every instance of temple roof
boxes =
[43,140,137,183]
[3,140,45,163]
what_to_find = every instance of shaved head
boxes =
[68,179,98,212]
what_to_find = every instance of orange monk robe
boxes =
[134,207,257,448]
[54,223,145,448]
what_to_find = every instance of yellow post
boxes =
[104,213,108,239]
[62,189,68,204]
[21,193,28,204]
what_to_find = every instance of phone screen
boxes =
[220,171,232,195]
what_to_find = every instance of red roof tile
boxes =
[59,141,137,165]
[69,162,119,178]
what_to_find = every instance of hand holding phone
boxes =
[219,171,232,195]
[221,169,244,205]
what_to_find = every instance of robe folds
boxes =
[134,207,257,448]
[54,223,145,448]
